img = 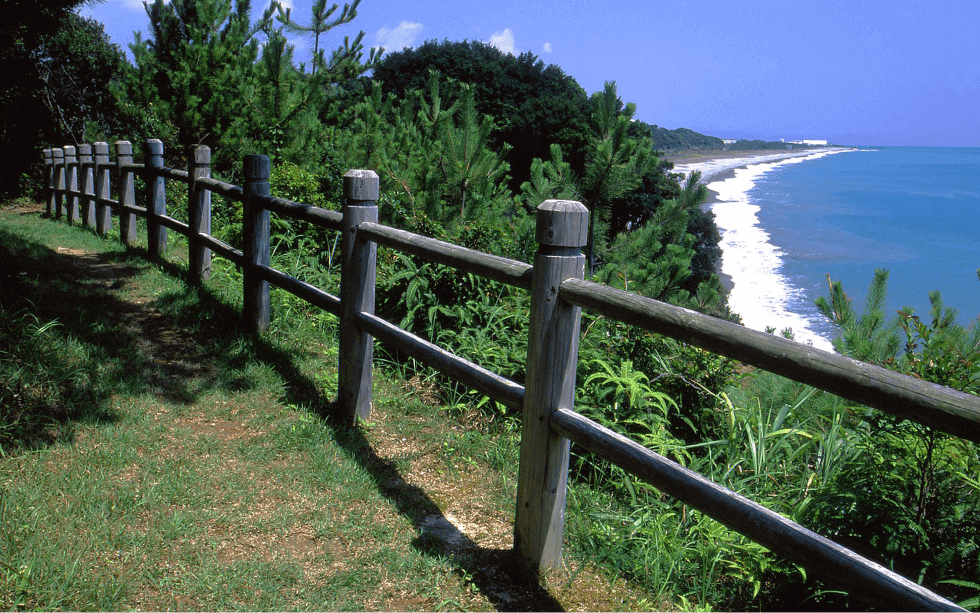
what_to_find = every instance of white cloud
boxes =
[375,21,423,51]
[258,0,292,11]
[489,28,516,55]
[543,42,553,53]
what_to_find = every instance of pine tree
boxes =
[275,0,379,78]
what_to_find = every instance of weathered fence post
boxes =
[93,142,112,235]
[64,145,79,225]
[115,141,137,246]
[145,139,167,257]
[242,154,271,333]
[43,149,54,217]
[188,145,212,282]
[338,169,379,425]
[53,148,65,218]
[514,199,589,574]
[79,144,95,228]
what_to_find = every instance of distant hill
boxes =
[632,122,817,153]
[631,123,724,151]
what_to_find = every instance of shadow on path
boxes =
[0,215,565,612]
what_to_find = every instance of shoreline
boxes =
[669,147,853,293]
[669,148,856,350]
[668,147,852,187]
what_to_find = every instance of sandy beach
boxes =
[664,147,856,351]
[667,147,852,204]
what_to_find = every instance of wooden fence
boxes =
[40,140,980,611]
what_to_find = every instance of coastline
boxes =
[668,148,855,351]
[668,147,851,293]
[667,147,852,191]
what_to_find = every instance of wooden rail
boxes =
[40,140,976,611]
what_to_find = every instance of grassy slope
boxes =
[0,203,662,611]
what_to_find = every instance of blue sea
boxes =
[674,147,980,351]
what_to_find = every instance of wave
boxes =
[674,150,857,352]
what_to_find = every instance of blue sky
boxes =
[82,0,980,147]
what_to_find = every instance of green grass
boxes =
[0,204,656,611]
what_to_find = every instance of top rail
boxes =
[358,222,534,290]
[146,166,189,181]
[559,278,980,443]
[256,193,341,229]
[197,176,244,202]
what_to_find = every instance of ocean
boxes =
[673,147,980,352]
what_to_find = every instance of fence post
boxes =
[93,142,111,235]
[43,149,54,217]
[188,145,212,283]
[145,139,167,257]
[116,141,137,246]
[79,144,95,228]
[64,145,79,225]
[52,148,65,218]
[242,154,271,333]
[338,169,379,425]
[514,199,589,574]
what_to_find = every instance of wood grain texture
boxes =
[355,311,524,410]
[338,170,379,424]
[63,146,79,225]
[78,144,95,228]
[514,199,588,574]
[43,149,54,217]
[144,139,167,257]
[358,222,533,290]
[93,143,111,235]
[257,193,342,230]
[188,146,212,283]
[255,264,339,314]
[52,148,65,219]
[242,154,271,333]
[115,141,138,245]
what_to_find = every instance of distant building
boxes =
[722,139,738,145]
[785,139,828,146]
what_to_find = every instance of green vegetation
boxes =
[4,0,980,609]
[1,0,128,198]
[0,208,656,611]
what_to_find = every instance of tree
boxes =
[371,39,591,192]
[35,13,125,143]
[810,270,980,593]
[526,81,654,275]
[0,0,124,198]
[122,0,377,176]
[342,74,513,233]
[596,171,728,314]
[124,0,273,171]
[276,0,379,78]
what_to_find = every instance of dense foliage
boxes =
[0,0,129,199]
[372,39,591,192]
[641,124,725,151]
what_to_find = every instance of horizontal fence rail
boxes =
[560,278,980,444]
[354,310,526,411]
[551,408,957,611]
[357,222,534,290]
[39,140,974,611]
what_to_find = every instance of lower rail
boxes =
[550,408,963,611]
